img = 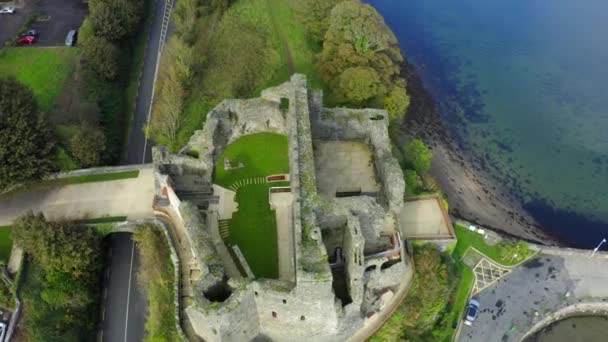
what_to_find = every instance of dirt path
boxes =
[266,0,296,74]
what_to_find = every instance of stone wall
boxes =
[309,104,405,217]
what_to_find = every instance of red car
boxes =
[17,35,36,44]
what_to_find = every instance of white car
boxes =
[0,6,15,14]
[0,322,6,342]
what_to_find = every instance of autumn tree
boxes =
[384,86,410,120]
[333,66,384,105]
[0,77,55,190]
[70,123,106,167]
[317,0,410,117]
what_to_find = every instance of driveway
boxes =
[0,0,87,47]
[0,168,155,225]
[459,252,608,342]
[99,233,146,342]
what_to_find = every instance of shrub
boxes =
[69,124,107,167]
[82,36,121,80]
[403,139,432,174]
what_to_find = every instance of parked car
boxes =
[464,299,480,326]
[0,322,6,342]
[17,35,36,45]
[0,6,15,14]
[65,29,77,46]
[21,29,39,37]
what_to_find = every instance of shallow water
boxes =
[525,315,608,342]
[366,0,608,247]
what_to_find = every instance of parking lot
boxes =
[0,0,87,47]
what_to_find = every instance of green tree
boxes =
[12,212,102,279]
[82,36,121,80]
[293,0,345,43]
[334,66,384,105]
[403,139,432,173]
[89,0,143,41]
[70,123,107,167]
[318,0,403,83]
[0,77,55,190]
[384,86,410,120]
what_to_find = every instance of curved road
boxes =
[125,0,171,164]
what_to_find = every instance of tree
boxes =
[293,0,345,43]
[82,35,120,80]
[12,212,102,279]
[317,0,409,111]
[89,0,143,41]
[333,66,384,105]
[403,139,432,173]
[0,77,55,190]
[384,86,410,120]
[318,0,403,83]
[70,123,106,167]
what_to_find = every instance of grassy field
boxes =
[0,227,13,264]
[214,133,289,279]
[0,170,140,200]
[453,224,535,266]
[0,48,79,112]
[173,0,322,149]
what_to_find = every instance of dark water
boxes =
[525,315,608,342]
[366,0,608,247]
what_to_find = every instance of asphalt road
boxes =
[100,233,146,342]
[125,0,168,164]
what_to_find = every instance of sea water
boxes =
[366,0,608,247]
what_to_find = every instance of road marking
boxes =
[102,307,106,321]
[103,287,108,300]
[124,239,136,342]
[98,330,103,342]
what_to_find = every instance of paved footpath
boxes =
[459,251,608,342]
[0,169,155,225]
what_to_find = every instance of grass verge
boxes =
[0,227,13,264]
[133,225,180,341]
[453,224,534,266]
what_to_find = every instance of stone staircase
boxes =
[219,220,230,240]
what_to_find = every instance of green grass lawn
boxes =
[214,133,289,187]
[0,227,13,264]
[223,182,288,279]
[0,48,79,112]
[214,133,289,279]
[453,224,535,266]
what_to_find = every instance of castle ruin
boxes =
[152,74,413,341]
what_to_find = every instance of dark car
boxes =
[17,36,36,45]
[21,29,39,37]
[464,299,480,326]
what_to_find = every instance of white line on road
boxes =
[124,239,136,342]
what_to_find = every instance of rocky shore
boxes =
[395,61,559,245]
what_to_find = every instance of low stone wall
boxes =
[520,302,608,341]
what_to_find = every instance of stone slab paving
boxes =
[459,253,608,342]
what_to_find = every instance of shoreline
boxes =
[396,60,560,246]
